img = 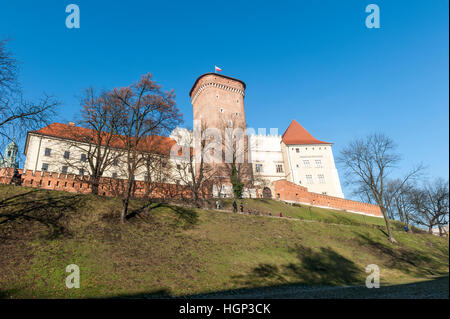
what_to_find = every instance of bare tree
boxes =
[409,179,449,235]
[76,88,122,194]
[0,39,16,95]
[338,133,423,243]
[110,73,182,223]
[0,39,57,160]
[141,138,174,199]
[171,123,217,206]
[218,112,253,198]
[392,181,415,231]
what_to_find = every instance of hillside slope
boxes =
[0,184,448,298]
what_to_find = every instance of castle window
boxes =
[113,159,119,166]
[44,148,52,156]
[112,172,118,179]
[315,159,322,168]
[80,154,87,162]
[63,151,70,159]
[276,164,284,173]
[79,168,84,176]
[296,148,299,153]
[306,174,313,184]
[220,108,224,113]
[62,166,68,174]
[255,164,263,173]
[177,164,181,169]
[235,112,239,116]
[318,174,325,184]
[303,160,311,168]
[41,163,49,171]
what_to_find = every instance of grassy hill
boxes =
[0,184,448,298]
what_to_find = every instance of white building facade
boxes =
[248,120,344,198]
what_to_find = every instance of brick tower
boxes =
[189,73,253,195]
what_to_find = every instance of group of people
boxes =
[231,200,284,218]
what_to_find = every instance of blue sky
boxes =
[1,0,448,197]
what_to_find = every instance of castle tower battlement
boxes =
[190,73,247,130]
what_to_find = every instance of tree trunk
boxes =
[381,207,397,243]
[91,178,99,195]
[121,179,133,223]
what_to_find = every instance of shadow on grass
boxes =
[0,188,86,239]
[232,245,364,288]
[355,232,448,277]
[125,201,199,229]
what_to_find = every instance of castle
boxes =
[0,72,382,217]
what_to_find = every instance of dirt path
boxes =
[189,276,449,299]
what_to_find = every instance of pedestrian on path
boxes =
[232,200,238,213]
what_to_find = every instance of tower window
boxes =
[62,166,68,174]
[318,174,325,184]
[315,159,322,168]
[44,148,52,156]
[64,151,70,159]
[80,154,87,162]
[41,163,49,171]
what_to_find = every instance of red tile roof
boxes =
[30,123,177,156]
[281,120,330,145]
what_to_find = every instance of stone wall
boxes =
[273,179,382,217]
[0,167,194,200]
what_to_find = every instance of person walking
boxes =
[240,203,244,212]
[232,200,238,213]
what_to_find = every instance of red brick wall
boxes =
[0,168,194,200]
[273,179,382,217]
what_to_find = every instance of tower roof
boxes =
[281,120,331,145]
[189,73,246,97]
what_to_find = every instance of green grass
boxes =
[0,184,448,298]
[217,198,406,229]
